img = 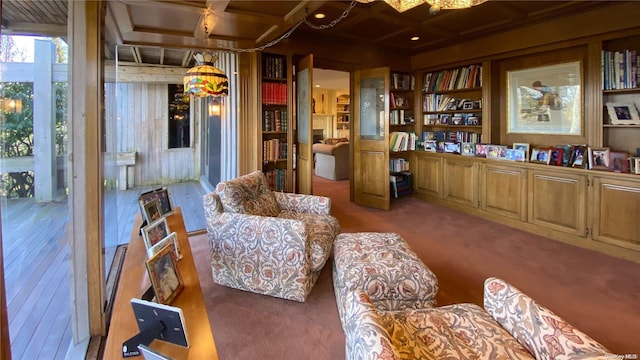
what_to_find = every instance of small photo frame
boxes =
[444,142,460,154]
[569,145,588,168]
[462,101,474,110]
[609,151,629,173]
[556,144,573,166]
[142,199,162,224]
[629,157,640,175]
[606,103,640,125]
[451,115,464,125]
[549,147,564,166]
[506,149,525,162]
[139,187,174,220]
[486,145,507,160]
[465,115,480,126]
[512,143,530,161]
[588,147,610,170]
[147,231,182,261]
[424,140,437,152]
[142,217,170,253]
[461,142,476,156]
[531,147,551,164]
[475,143,487,157]
[145,243,184,304]
[439,114,450,125]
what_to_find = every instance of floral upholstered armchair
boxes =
[203,170,341,302]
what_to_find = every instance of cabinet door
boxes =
[480,163,527,221]
[591,176,640,252]
[528,170,587,236]
[413,152,442,198]
[443,157,478,208]
[296,54,313,195]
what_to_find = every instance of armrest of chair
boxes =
[273,192,332,215]
[483,277,610,359]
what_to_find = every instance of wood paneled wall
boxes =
[105,83,196,186]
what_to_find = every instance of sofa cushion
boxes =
[324,137,349,145]
[278,210,340,271]
[215,170,280,217]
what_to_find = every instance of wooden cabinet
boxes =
[412,152,442,198]
[443,156,478,208]
[260,52,294,192]
[528,169,587,236]
[591,175,640,252]
[480,163,527,221]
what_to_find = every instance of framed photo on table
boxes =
[531,147,551,164]
[569,145,588,168]
[142,217,170,255]
[609,151,629,173]
[147,231,182,261]
[606,103,640,125]
[507,61,582,135]
[139,187,174,222]
[145,243,184,305]
[588,147,610,170]
[512,143,530,161]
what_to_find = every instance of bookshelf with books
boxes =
[421,64,484,151]
[390,71,416,130]
[261,52,294,192]
[336,92,350,139]
[601,33,640,156]
[389,71,416,199]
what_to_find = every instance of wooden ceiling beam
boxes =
[1,21,66,37]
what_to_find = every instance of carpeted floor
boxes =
[191,176,640,359]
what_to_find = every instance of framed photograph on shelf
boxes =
[630,157,640,175]
[609,151,629,173]
[147,232,182,261]
[438,114,450,125]
[424,140,437,152]
[531,147,551,164]
[139,187,174,220]
[444,142,460,154]
[512,143,530,161]
[507,61,582,135]
[475,144,487,157]
[461,142,476,156]
[462,101,474,110]
[486,145,507,160]
[142,199,162,224]
[606,103,640,125]
[451,115,464,125]
[506,149,525,162]
[588,147,610,170]
[549,147,564,166]
[145,244,184,305]
[569,145,588,168]
[142,217,170,256]
[556,144,573,166]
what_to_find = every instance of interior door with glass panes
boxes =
[353,67,390,210]
[296,54,313,195]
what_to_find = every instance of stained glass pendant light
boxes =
[183,52,229,97]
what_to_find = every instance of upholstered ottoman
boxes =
[332,232,438,319]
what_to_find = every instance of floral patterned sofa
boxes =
[203,170,340,302]
[334,233,611,360]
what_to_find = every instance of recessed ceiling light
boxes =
[411,36,420,41]
[315,13,326,19]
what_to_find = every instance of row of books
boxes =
[389,131,417,152]
[423,131,482,144]
[422,94,481,112]
[392,73,415,91]
[390,171,412,198]
[264,169,286,192]
[263,56,286,79]
[263,139,288,162]
[390,158,410,173]
[262,82,288,104]
[602,49,639,90]
[390,109,415,125]
[422,64,482,93]
[390,92,410,109]
[263,109,288,132]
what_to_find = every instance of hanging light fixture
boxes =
[0,99,23,113]
[356,0,485,12]
[183,52,229,98]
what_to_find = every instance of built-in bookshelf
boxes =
[389,71,415,199]
[261,52,294,192]
[390,71,415,129]
[421,64,483,150]
[601,34,640,156]
[336,93,350,138]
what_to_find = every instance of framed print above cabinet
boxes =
[507,61,582,135]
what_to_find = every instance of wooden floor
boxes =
[1,181,208,360]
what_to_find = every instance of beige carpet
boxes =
[190,177,640,359]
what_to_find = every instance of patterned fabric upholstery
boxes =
[343,291,535,360]
[215,170,280,217]
[203,173,340,302]
[333,232,439,319]
[484,277,610,360]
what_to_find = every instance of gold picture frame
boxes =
[145,244,184,305]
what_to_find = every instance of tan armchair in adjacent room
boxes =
[202,170,341,302]
[312,138,350,180]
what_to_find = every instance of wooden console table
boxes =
[104,207,218,359]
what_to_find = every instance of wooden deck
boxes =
[1,181,208,360]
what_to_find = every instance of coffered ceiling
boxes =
[0,0,625,69]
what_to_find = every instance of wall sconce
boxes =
[208,98,221,117]
[0,99,23,113]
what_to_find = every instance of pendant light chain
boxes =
[218,0,358,53]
